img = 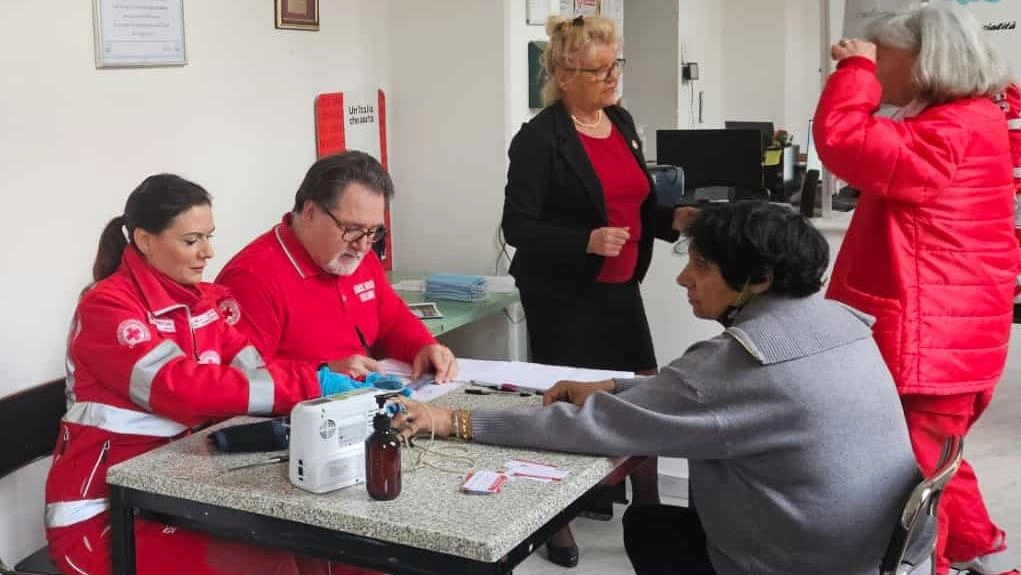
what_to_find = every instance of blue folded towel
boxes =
[425,273,488,302]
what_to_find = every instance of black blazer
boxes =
[502,101,679,297]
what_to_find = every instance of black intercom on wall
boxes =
[682,62,699,82]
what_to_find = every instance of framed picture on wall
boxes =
[92,0,187,68]
[275,0,319,31]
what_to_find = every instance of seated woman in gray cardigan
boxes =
[394,202,920,575]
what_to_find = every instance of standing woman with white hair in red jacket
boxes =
[813,4,1020,575]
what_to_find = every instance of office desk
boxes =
[389,273,520,338]
[107,390,635,575]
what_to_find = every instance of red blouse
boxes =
[578,125,651,283]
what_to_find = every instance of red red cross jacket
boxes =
[215,214,435,367]
[815,57,1018,395]
[993,82,1021,303]
[44,247,321,534]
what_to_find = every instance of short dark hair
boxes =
[684,202,828,297]
[93,174,211,282]
[291,151,394,213]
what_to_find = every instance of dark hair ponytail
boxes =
[91,174,212,282]
[93,215,129,282]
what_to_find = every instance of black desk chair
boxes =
[0,379,66,575]
[881,435,964,575]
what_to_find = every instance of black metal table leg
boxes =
[109,485,137,575]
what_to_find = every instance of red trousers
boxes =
[902,391,1011,575]
[47,513,377,575]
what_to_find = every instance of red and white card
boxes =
[461,470,508,494]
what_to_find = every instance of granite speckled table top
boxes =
[106,386,621,563]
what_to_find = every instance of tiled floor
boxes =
[517,327,1021,574]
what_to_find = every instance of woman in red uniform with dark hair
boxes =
[44,174,373,575]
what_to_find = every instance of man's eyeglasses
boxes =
[318,204,387,244]
[567,58,625,83]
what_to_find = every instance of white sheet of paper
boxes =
[410,382,461,402]
[380,358,414,376]
[457,359,633,392]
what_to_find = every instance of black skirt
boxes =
[519,281,657,373]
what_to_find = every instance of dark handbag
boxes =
[648,164,686,207]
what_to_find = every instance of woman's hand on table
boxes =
[392,398,453,442]
[543,379,616,407]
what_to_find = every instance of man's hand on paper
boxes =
[543,379,616,408]
[412,343,458,383]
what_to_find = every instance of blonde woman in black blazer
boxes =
[501,14,694,568]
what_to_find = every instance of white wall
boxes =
[506,1,552,151]
[0,0,389,564]
[386,2,509,276]
[678,0,724,129]
[622,0,679,160]
[717,0,823,142]
[785,0,825,145]
[720,0,788,126]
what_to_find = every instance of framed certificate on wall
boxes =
[276,0,320,31]
[92,0,187,68]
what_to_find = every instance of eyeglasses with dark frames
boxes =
[317,203,387,244]
[566,58,626,83]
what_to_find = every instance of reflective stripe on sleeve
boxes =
[1008,118,1021,130]
[231,345,276,414]
[45,498,109,528]
[247,368,276,414]
[64,401,187,437]
[231,345,264,371]
[129,339,185,411]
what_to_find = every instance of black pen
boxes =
[469,380,544,396]
[354,325,370,354]
[464,388,531,397]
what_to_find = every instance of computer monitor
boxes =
[656,129,765,196]
[725,120,775,152]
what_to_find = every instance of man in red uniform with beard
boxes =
[216,151,457,391]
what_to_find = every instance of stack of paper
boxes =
[425,273,488,302]
[505,459,568,482]
[457,359,634,393]
[379,359,460,402]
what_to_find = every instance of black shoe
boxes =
[545,542,579,568]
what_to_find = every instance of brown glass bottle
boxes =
[365,409,401,500]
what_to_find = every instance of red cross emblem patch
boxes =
[116,319,152,348]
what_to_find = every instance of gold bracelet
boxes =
[453,408,471,441]
[450,410,460,439]
[463,410,473,441]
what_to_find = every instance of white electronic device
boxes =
[288,387,382,494]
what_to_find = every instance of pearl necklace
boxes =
[571,109,603,129]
